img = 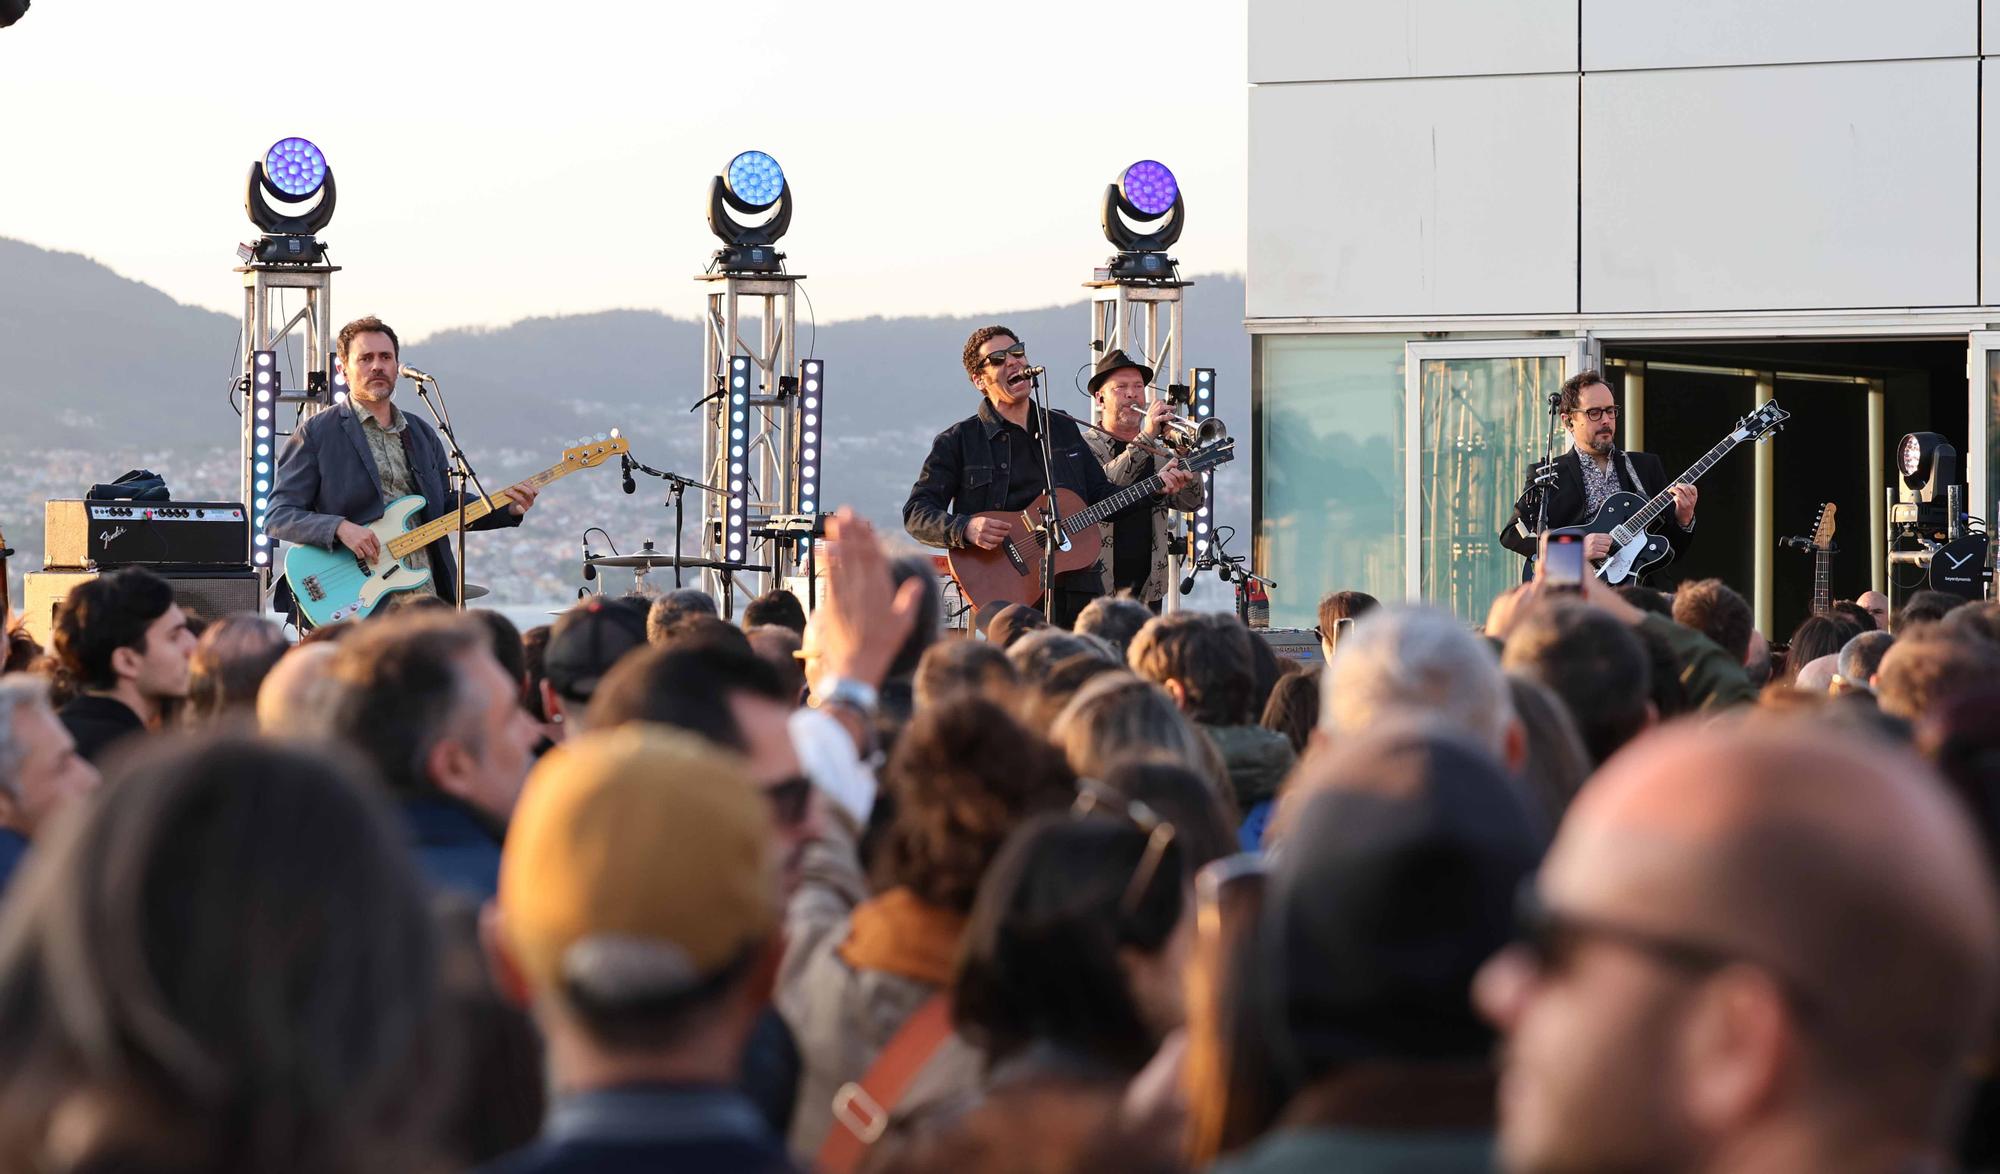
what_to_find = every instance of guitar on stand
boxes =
[285,433,628,626]
[1582,400,1790,584]
[947,438,1237,612]
[1781,503,1838,618]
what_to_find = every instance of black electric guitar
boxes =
[1584,400,1789,584]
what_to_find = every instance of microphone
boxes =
[1180,570,1197,595]
[581,537,597,581]
[620,455,636,495]
[399,364,434,384]
[1018,365,1047,380]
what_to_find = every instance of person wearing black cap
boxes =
[905,326,1194,629]
[538,595,651,738]
[1204,723,1541,1174]
[1082,349,1204,609]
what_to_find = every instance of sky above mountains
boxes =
[0,1,1248,333]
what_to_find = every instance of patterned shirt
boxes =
[359,406,435,584]
[1573,442,1623,520]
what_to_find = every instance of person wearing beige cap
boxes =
[481,725,799,1174]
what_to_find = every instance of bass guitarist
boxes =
[267,316,537,614]
[1500,369,1697,581]
[904,325,1192,629]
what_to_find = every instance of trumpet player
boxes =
[1083,349,1206,609]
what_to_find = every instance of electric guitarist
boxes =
[266,316,537,613]
[1500,369,1696,582]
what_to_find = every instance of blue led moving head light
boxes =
[726,151,785,209]
[709,150,793,273]
[264,137,327,198]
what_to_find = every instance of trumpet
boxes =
[1120,403,1229,453]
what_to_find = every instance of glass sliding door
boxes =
[1405,339,1591,621]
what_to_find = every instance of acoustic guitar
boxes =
[947,438,1235,611]
[283,433,628,626]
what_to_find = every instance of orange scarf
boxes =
[837,887,967,988]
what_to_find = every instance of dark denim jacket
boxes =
[903,398,1123,549]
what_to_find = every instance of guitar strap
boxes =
[1616,449,1646,504]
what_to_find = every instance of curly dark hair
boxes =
[875,696,1075,913]
[1557,367,1612,416]
[961,325,1019,382]
[337,316,400,365]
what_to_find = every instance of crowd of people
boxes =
[2,506,2000,1174]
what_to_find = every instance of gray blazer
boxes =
[265,400,520,606]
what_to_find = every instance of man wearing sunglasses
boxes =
[906,326,1193,628]
[1498,369,1697,579]
[1476,723,2000,1174]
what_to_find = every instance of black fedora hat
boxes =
[1087,348,1155,396]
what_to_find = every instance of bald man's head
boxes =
[1480,723,2000,1173]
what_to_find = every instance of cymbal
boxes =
[462,582,490,601]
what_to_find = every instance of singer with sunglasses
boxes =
[905,326,1194,629]
[1498,369,1696,580]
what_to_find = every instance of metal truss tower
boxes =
[236,258,339,594]
[696,270,807,602]
[1087,274,1212,613]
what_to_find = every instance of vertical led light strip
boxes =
[248,350,278,568]
[798,359,824,515]
[726,355,752,564]
[1191,367,1215,556]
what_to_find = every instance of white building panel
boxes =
[1581,60,1976,313]
[1248,76,1578,320]
[1583,0,1972,72]
[1249,0,1575,83]
[1985,59,2000,305]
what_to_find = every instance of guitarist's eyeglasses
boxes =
[1570,405,1620,422]
[979,342,1028,368]
[1072,778,1178,918]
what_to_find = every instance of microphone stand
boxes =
[413,376,492,611]
[1028,368,1064,615]
[624,458,727,590]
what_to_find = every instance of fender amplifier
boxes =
[20,569,265,649]
[44,500,251,570]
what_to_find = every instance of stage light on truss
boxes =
[1102,158,1185,282]
[329,351,348,405]
[243,349,281,566]
[265,138,327,197]
[243,136,335,265]
[709,150,792,274]
[1190,367,1216,557]
[797,359,825,514]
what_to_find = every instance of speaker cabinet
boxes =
[20,570,264,649]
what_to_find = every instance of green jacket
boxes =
[1201,722,1297,811]
[1637,612,1756,712]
